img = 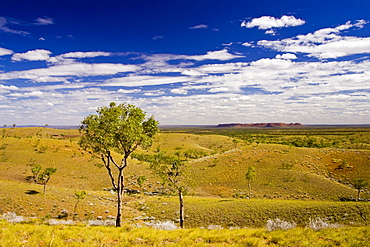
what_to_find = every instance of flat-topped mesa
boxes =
[217,123,303,128]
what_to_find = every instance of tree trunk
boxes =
[116,168,125,227]
[73,199,80,220]
[43,183,46,195]
[357,189,361,200]
[179,190,184,228]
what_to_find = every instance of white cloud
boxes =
[35,17,54,25]
[257,20,370,59]
[12,49,52,61]
[265,29,277,35]
[241,15,305,29]
[275,53,297,60]
[170,88,188,94]
[117,88,141,94]
[104,75,189,87]
[186,49,243,61]
[242,42,252,47]
[0,63,138,81]
[189,24,208,29]
[60,51,111,58]
[0,17,29,35]
[1,20,370,125]
[48,51,112,65]
[0,47,13,56]
[208,87,230,93]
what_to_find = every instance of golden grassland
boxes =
[0,220,369,247]
[135,196,370,228]
[0,126,369,246]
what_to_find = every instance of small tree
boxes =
[30,164,42,182]
[137,175,147,191]
[149,154,188,228]
[79,102,158,227]
[73,190,87,220]
[38,167,57,195]
[245,166,256,197]
[354,178,368,200]
[232,138,240,148]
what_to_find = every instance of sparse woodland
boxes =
[0,122,369,246]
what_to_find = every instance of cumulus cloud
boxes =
[12,49,52,61]
[0,47,13,56]
[257,20,370,59]
[0,63,138,82]
[1,20,370,125]
[117,88,141,94]
[48,51,112,65]
[241,15,305,29]
[60,51,111,58]
[185,49,243,61]
[104,75,189,87]
[170,88,188,94]
[208,87,230,93]
[275,53,297,60]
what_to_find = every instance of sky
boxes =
[0,0,369,126]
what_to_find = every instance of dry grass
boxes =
[0,127,369,231]
[0,220,369,246]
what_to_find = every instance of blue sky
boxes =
[0,0,369,125]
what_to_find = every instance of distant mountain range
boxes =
[217,123,303,128]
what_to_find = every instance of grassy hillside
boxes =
[0,126,369,228]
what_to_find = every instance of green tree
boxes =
[137,175,147,191]
[232,138,240,148]
[148,154,188,228]
[245,166,256,197]
[78,102,159,227]
[353,178,368,200]
[73,190,87,220]
[30,164,42,182]
[38,167,57,195]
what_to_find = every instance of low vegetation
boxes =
[0,125,369,245]
[0,219,369,246]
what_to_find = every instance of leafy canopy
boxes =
[79,102,159,159]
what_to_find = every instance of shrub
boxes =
[266,218,296,231]
[1,212,26,223]
[307,217,341,231]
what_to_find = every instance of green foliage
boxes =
[245,166,256,196]
[73,190,87,219]
[166,126,370,150]
[353,178,368,199]
[246,166,256,181]
[79,102,159,156]
[30,164,42,182]
[75,190,87,199]
[280,161,295,170]
[183,149,208,159]
[137,175,147,188]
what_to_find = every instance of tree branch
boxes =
[102,153,117,190]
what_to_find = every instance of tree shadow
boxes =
[25,190,40,195]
